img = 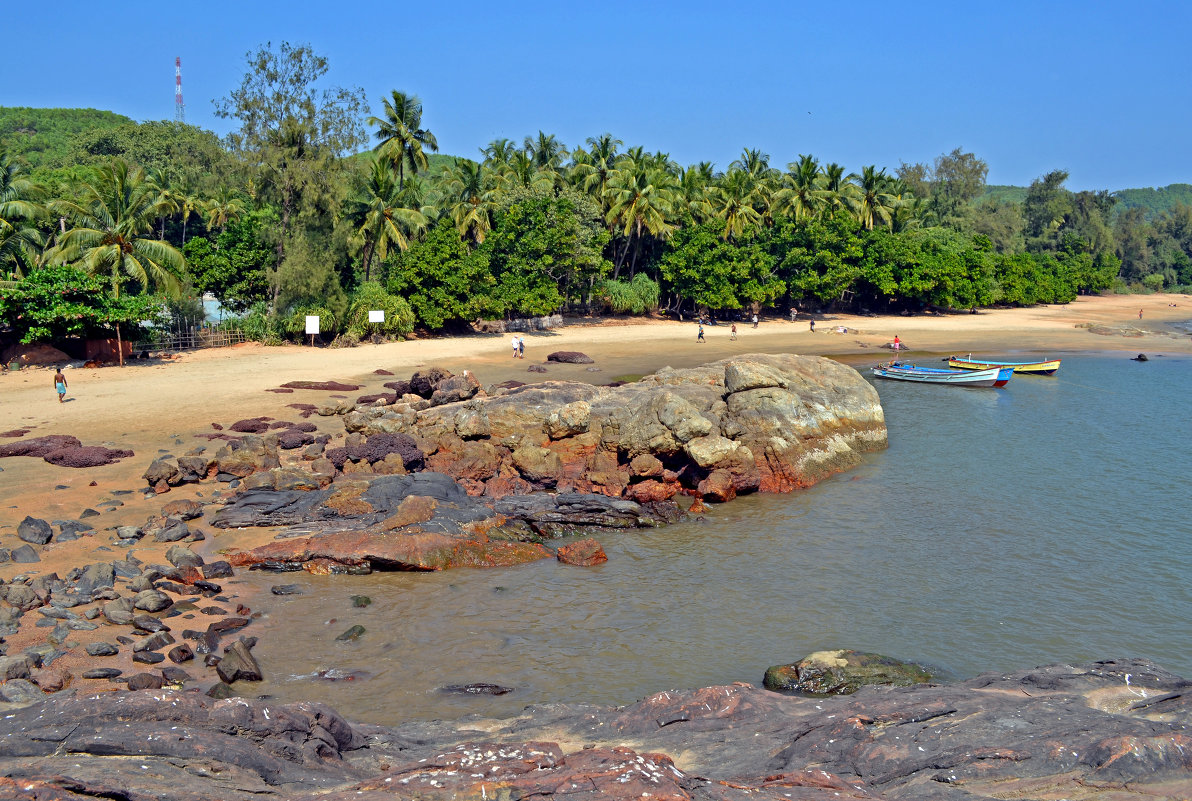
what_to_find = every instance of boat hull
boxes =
[872,364,1013,388]
[947,357,1061,376]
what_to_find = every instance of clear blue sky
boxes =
[6,0,1190,191]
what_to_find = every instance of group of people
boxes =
[510,335,526,358]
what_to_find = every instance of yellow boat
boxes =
[946,355,1061,376]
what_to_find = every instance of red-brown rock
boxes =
[556,538,608,566]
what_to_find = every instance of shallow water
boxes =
[247,354,1192,725]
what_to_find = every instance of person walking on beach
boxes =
[809,318,815,332]
[697,323,705,343]
[751,313,758,329]
[730,323,737,341]
[518,336,525,359]
[1139,309,1144,319]
[511,335,519,358]
[54,368,67,403]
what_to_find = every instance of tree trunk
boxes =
[116,321,124,368]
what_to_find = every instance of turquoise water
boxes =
[249,354,1192,724]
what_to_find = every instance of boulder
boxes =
[142,457,180,486]
[216,639,263,683]
[430,371,481,406]
[546,351,594,364]
[166,545,204,569]
[160,498,203,520]
[763,649,934,695]
[556,538,608,566]
[17,516,53,545]
[409,367,453,397]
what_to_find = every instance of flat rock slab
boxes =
[0,660,1188,800]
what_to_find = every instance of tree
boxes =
[774,154,825,222]
[345,158,428,281]
[605,157,676,277]
[0,149,46,278]
[930,148,988,224]
[183,210,274,314]
[214,41,367,307]
[710,170,763,240]
[1022,170,1073,249]
[343,282,415,339]
[848,166,898,230]
[523,131,568,171]
[201,186,248,234]
[388,219,496,329]
[0,264,158,344]
[54,159,184,364]
[367,90,439,188]
[442,159,497,245]
[660,222,783,313]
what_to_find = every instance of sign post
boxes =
[305,315,320,347]
[367,310,384,342]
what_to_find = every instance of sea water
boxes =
[248,353,1192,724]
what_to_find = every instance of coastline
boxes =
[0,293,1190,702]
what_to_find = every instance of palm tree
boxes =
[201,187,247,235]
[346,159,429,282]
[605,158,677,277]
[481,137,519,169]
[728,148,778,223]
[368,90,439,187]
[442,159,496,245]
[144,166,182,239]
[677,162,716,223]
[498,150,556,193]
[571,133,623,213]
[523,131,568,171]
[55,159,184,365]
[822,162,851,214]
[711,170,763,239]
[0,150,46,278]
[848,165,898,230]
[774,154,825,222]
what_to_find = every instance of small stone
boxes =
[350,595,372,608]
[271,584,302,596]
[127,672,164,690]
[82,667,123,680]
[336,624,366,642]
[86,642,119,656]
[132,651,165,664]
[11,545,40,563]
[168,644,194,663]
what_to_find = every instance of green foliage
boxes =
[662,222,784,311]
[285,303,339,339]
[388,219,495,329]
[0,264,157,343]
[595,273,661,314]
[274,230,346,317]
[1112,184,1192,219]
[182,210,274,313]
[0,107,132,169]
[484,187,611,317]
[343,282,415,338]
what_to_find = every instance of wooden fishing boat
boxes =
[946,355,1061,375]
[872,362,1014,388]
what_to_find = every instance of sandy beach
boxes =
[0,293,1188,683]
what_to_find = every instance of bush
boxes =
[286,304,339,340]
[343,282,415,339]
[595,274,661,315]
[230,302,283,343]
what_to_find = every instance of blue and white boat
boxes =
[872,362,1013,388]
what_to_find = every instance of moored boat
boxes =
[872,362,1013,388]
[947,355,1061,375]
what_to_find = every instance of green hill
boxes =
[980,185,1028,205]
[0,107,133,168]
[1111,184,1192,218]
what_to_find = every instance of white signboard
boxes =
[368,310,385,324]
[305,315,320,335]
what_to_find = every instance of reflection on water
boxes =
[248,355,1192,725]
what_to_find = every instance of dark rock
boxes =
[350,595,371,608]
[43,445,134,467]
[131,615,170,633]
[439,682,514,695]
[0,655,33,680]
[335,625,366,642]
[168,644,195,663]
[11,544,40,563]
[1133,353,1149,361]
[279,380,361,391]
[271,584,302,595]
[166,545,204,568]
[547,350,595,364]
[0,434,81,458]
[132,590,172,612]
[17,516,53,545]
[527,363,548,373]
[133,631,176,652]
[85,642,119,657]
[132,650,165,664]
[229,417,271,433]
[160,498,203,519]
[142,457,181,486]
[127,672,164,690]
[763,649,934,695]
[0,678,45,702]
[202,560,234,579]
[75,562,115,596]
[159,666,193,684]
[79,507,100,518]
[81,667,122,679]
[408,367,453,398]
[215,639,262,683]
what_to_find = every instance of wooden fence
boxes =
[133,326,247,353]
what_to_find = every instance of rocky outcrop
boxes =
[764,649,934,695]
[349,354,885,502]
[0,659,1188,800]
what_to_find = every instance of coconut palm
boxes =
[523,131,568,171]
[55,159,184,365]
[201,187,248,234]
[728,148,778,223]
[442,159,496,245]
[676,162,716,223]
[481,138,519,169]
[497,151,556,193]
[571,133,623,212]
[0,150,46,277]
[711,169,763,239]
[368,90,439,187]
[848,165,898,230]
[774,154,826,222]
[346,158,429,281]
[605,158,677,277]
[822,162,851,213]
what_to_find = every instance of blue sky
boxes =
[6,0,1190,191]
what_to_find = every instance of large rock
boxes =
[17,516,53,545]
[763,649,934,695]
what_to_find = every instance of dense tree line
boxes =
[3,42,1190,353]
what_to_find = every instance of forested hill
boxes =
[0,107,133,168]
[1112,184,1192,218]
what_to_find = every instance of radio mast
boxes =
[174,57,185,123]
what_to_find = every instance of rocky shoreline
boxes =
[3,354,1188,797]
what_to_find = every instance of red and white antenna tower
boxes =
[174,57,185,123]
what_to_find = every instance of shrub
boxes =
[343,282,415,339]
[595,274,661,315]
[286,304,339,340]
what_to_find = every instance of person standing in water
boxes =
[54,368,68,403]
